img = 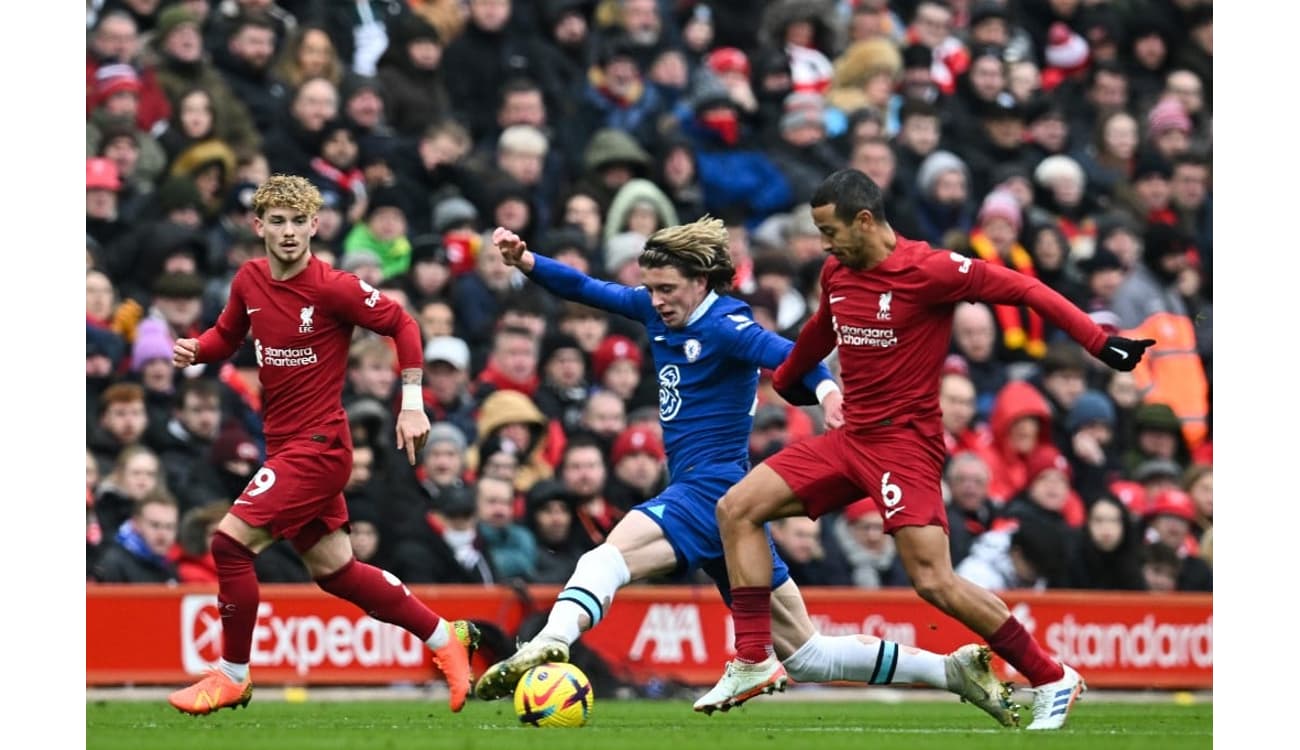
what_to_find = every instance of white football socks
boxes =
[425,618,450,649]
[538,543,631,645]
[783,634,947,688]
[219,658,249,683]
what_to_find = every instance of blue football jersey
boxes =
[529,255,835,483]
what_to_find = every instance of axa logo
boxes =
[299,305,315,333]
[878,291,892,320]
[629,604,707,663]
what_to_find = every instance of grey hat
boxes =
[1133,458,1183,483]
[916,150,968,196]
[426,422,468,453]
[340,249,382,273]
[754,404,788,430]
[433,196,479,233]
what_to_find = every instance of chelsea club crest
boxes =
[684,338,701,362]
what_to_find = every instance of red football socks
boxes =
[316,558,440,641]
[731,586,773,664]
[987,616,1065,686]
[211,531,260,665]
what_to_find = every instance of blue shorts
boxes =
[632,475,790,606]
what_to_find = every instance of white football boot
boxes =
[693,655,788,715]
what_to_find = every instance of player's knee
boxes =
[911,568,959,609]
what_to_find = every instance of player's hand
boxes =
[1095,335,1156,372]
[821,389,844,430]
[395,408,431,466]
[173,338,199,368]
[492,226,529,268]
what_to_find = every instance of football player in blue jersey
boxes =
[472,219,1018,726]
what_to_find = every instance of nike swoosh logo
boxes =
[884,506,906,520]
[654,335,666,341]
[233,499,254,506]
[829,295,846,304]
[533,675,565,705]
[246,307,262,314]
[1107,346,1129,360]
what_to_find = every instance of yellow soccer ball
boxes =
[513,662,594,728]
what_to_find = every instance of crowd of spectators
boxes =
[86,0,1211,595]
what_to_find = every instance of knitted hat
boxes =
[1067,390,1117,432]
[1144,488,1196,522]
[86,157,121,191]
[498,124,549,157]
[754,404,788,430]
[1025,444,1072,484]
[591,334,642,382]
[707,46,750,77]
[525,478,577,513]
[1034,154,1086,191]
[156,175,205,214]
[1044,22,1089,70]
[340,249,382,273]
[211,421,261,465]
[1134,402,1181,434]
[842,498,880,524]
[603,231,646,275]
[426,422,468,453]
[92,63,142,106]
[365,184,407,219]
[1147,97,1192,139]
[611,424,665,464]
[916,150,968,196]
[129,318,174,372]
[977,188,1022,231]
[969,0,1009,27]
[1134,458,1183,484]
[432,196,479,233]
[1132,153,1173,182]
[156,6,201,41]
[540,332,584,368]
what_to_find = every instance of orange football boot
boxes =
[168,668,253,716]
[432,620,481,712]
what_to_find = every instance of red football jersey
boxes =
[195,257,422,441]
[775,237,1107,435]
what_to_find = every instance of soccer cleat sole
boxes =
[694,672,789,715]
[474,642,570,701]
[955,646,1020,727]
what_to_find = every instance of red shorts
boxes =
[230,420,353,553]
[763,422,948,534]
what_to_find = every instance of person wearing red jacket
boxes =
[699,170,1154,729]
[165,175,476,715]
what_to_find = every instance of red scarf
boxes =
[475,362,539,398]
[310,157,366,199]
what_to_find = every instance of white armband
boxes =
[401,383,423,411]
[815,380,841,404]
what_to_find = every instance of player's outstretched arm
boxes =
[951,255,1158,372]
[718,310,843,426]
[180,282,252,366]
[492,226,650,322]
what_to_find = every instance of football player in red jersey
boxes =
[698,169,1154,729]
[167,175,477,715]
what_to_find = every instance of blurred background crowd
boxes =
[85,0,1211,596]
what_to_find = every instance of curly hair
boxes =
[639,216,735,293]
[251,174,323,217]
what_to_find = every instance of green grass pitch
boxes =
[87,697,1211,750]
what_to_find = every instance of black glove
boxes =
[775,381,820,406]
[1095,336,1156,371]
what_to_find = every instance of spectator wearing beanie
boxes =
[914,150,974,247]
[1141,488,1212,592]
[591,334,644,410]
[523,479,585,584]
[1063,387,1121,485]
[966,188,1047,361]
[534,332,590,435]
[375,15,451,138]
[1145,95,1192,162]
[604,424,667,510]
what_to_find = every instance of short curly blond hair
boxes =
[251,174,324,217]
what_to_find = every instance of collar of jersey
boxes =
[684,291,719,328]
